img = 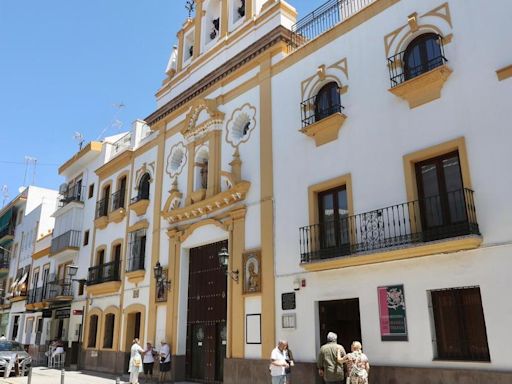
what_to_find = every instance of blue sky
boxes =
[0,0,314,205]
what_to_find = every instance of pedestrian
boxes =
[0,334,6,341]
[317,332,346,383]
[128,338,144,384]
[158,340,171,383]
[338,341,370,384]
[269,340,289,384]
[283,341,295,384]
[143,342,157,382]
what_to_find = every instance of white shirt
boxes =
[143,348,154,364]
[160,344,171,363]
[270,347,286,377]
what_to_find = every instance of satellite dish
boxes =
[59,183,69,195]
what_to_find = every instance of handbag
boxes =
[133,356,142,368]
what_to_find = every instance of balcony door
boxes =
[415,151,467,240]
[318,186,350,258]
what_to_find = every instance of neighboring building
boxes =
[2,186,58,346]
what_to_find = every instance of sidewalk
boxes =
[0,367,195,384]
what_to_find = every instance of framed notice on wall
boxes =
[378,284,408,341]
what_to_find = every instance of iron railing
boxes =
[47,279,73,299]
[300,189,479,263]
[289,0,375,51]
[111,132,132,157]
[111,188,126,211]
[388,34,447,88]
[0,253,9,270]
[87,260,121,286]
[301,93,344,129]
[95,197,109,218]
[27,287,44,304]
[58,184,86,207]
[50,230,81,255]
[0,223,15,239]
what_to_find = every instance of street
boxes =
[0,367,195,384]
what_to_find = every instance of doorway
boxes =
[186,240,227,383]
[319,298,362,353]
[125,312,142,371]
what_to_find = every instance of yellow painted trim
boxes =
[25,304,35,310]
[300,113,348,146]
[94,216,109,229]
[388,64,452,108]
[496,64,512,81]
[168,230,182,355]
[129,199,150,216]
[127,219,149,233]
[303,236,482,272]
[10,295,27,303]
[123,303,146,352]
[32,246,50,260]
[258,52,275,358]
[126,270,145,284]
[108,208,126,223]
[403,136,472,203]
[59,141,103,175]
[99,306,121,351]
[95,150,133,179]
[163,181,251,223]
[147,124,165,349]
[84,307,102,350]
[179,218,228,243]
[87,281,121,297]
[94,245,107,266]
[308,173,354,227]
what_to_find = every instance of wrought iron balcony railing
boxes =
[47,279,73,299]
[27,287,44,304]
[301,94,344,129]
[87,260,121,286]
[289,0,376,52]
[95,197,109,219]
[388,34,447,88]
[300,189,479,263]
[130,193,148,205]
[111,188,126,211]
[50,230,81,255]
[0,223,15,239]
[58,185,86,208]
[0,253,9,270]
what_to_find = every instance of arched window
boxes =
[88,315,99,348]
[314,82,341,123]
[404,33,444,80]
[138,173,151,200]
[103,313,115,349]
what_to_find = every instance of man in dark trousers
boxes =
[317,332,346,383]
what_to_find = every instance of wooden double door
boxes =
[186,241,228,383]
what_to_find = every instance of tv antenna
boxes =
[96,103,126,141]
[1,185,8,207]
[23,156,37,186]
[74,132,85,150]
[185,0,195,18]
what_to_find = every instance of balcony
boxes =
[94,197,109,229]
[58,184,86,208]
[300,92,346,146]
[50,230,81,256]
[46,279,73,302]
[0,223,15,241]
[26,287,46,310]
[0,253,9,276]
[288,0,376,52]
[387,34,452,108]
[87,260,121,295]
[300,189,481,270]
[129,194,150,216]
[109,188,127,223]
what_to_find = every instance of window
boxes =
[103,313,115,349]
[87,315,99,348]
[430,287,490,361]
[78,280,85,296]
[113,243,122,263]
[317,186,350,257]
[128,230,146,272]
[314,82,342,122]
[138,173,151,200]
[83,230,90,246]
[96,249,105,266]
[404,33,444,80]
[17,210,23,225]
[88,184,94,199]
[415,151,469,240]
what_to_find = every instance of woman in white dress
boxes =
[128,338,145,384]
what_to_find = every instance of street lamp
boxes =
[218,247,239,283]
[67,265,78,278]
[153,262,171,291]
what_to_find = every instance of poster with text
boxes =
[378,284,408,341]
